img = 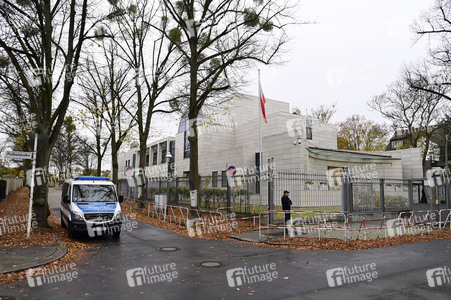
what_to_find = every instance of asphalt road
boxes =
[0,188,450,300]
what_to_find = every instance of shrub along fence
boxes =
[118,169,451,215]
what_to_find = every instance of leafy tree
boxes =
[337,115,388,151]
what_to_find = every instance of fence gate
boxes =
[351,180,380,213]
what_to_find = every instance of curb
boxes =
[0,230,67,274]
[0,244,67,274]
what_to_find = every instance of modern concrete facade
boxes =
[118,94,424,182]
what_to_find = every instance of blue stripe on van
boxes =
[75,202,117,213]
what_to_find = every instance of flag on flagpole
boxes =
[258,79,267,124]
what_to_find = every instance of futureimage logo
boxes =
[326,263,378,287]
[126,263,178,287]
[426,267,451,287]
[0,213,37,235]
[26,263,78,287]
[86,214,138,237]
[226,263,278,288]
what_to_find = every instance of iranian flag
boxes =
[258,79,268,123]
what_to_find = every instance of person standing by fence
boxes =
[282,190,292,234]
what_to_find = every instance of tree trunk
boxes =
[111,132,119,186]
[33,133,52,228]
[96,134,102,176]
[188,109,200,209]
[138,138,148,206]
[188,47,200,210]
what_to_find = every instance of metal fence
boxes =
[118,175,238,210]
[344,175,450,213]
[274,169,341,211]
[118,169,451,215]
[349,178,414,213]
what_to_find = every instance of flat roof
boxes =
[307,147,399,161]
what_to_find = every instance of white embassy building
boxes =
[118,94,423,186]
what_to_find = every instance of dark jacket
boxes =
[281,195,292,210]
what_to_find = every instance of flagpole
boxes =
[258,69,262,212]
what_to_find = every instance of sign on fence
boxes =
[155,195,167,213]
[190,190,197,207]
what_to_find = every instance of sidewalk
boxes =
[0,243,67,274]
[0,187,67,274]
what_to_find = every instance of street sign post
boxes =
[5,151,33,160]
[27,135,38,240]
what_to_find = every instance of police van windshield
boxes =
[73,185,117,202]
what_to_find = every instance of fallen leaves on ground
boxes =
[0,188,99,284]
[122,205,257,240]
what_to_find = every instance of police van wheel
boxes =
[113,230,121,239]
[60,212,66,228]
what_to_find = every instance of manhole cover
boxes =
[156,247,179,252]
[199,261,223,268]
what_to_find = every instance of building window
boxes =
[306,119,312,140]
[132,154,136,168]
[183,171,189,178]
[184,131,190,158]
[169,141,175,159]
[391,140,403,149]
[212,171,218,188]
[221,171,227,188]
[160,142,167,164]
[145,147,150,167]
[151,145,158,165]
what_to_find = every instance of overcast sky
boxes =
[253,0,434,122]
[1,0,437,156]
[152,0,435,141]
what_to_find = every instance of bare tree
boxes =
[74,135,97,176]
[76,42,136,185]
[309,103,336,123]
[410,0,451,100]
[291,103,336,124]
[369,78,448,168]
[0,0,105,226]
[161,0,297,208]
[105,0,185,198]
[74,93,111,177]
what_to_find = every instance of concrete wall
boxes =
[117,94,423,184]
[371,148,423,179]
[0,177,23,199]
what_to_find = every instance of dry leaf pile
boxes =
[123,205,451,250]
[0,188,99,284]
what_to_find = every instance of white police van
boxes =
[60,176,124,238]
